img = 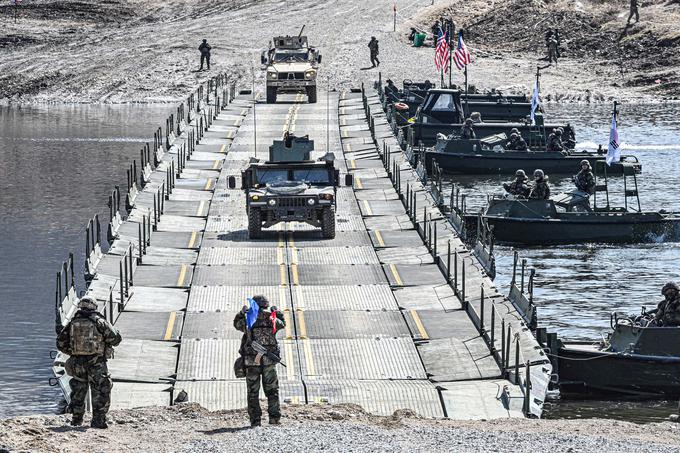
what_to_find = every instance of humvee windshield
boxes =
[292,168,330,184]
[273,51,309,62]
[255,168,289,184]
[254,167,331,186]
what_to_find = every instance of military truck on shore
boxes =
[228,134,351,239]
[262,29,321,104]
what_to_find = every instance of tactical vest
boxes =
[69,316,105,356]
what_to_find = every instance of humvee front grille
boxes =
[278,72,304,80]
[278,197,308,207]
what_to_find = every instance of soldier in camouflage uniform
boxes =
[627,0,639,25]
[574,160,596,195]
[460,118,476,139]
[506,132,528,151]
[651,282,680,327]
[503,169,530,197]
[56,296,122,428]
[546,128,564,152]
[529,169,550,200]
[548,35,559,64]
[234,295,286,427]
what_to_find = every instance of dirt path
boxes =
[1,0,678,103]
[2,403,680,453]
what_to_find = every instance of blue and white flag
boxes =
[606,112,620,166]
[245,298,259,330]
[530,81,540,124]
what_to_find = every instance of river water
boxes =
[0,102,678,420]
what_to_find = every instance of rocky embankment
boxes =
[2,403,680,453]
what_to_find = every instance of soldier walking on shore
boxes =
[548,35,559,64]
[56,296,122,429]
[627,0,640,25]
[199,39,212,71]
[368,37,380,68]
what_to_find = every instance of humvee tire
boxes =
[266,87,277,104]
[248,209,263,239]
[321,207,335,239]
[307,86,317,104]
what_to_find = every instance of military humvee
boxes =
[261,29,321,104]
[228,134,352,239]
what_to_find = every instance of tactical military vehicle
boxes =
[262,28,321,104]
[228,134,352,239]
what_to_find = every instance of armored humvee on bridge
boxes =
[261,29,321,104]
[228,134,352,239]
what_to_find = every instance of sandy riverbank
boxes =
[0,0,678,103]
[2,403,680,452]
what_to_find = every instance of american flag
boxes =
[434,28,450,73]
[12,0,23,4]
[453,33,471,70]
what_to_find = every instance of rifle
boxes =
[252,340,286,367]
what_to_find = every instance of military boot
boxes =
[91,416,108,429]
[250,419,261,428]
[70,415,83,427]
[269,417,280,425]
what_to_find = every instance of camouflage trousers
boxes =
[246,365,280,424]
[66,356,113,418]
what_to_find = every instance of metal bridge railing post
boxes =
[480,286,485,333]
[446,241,451,283]
[514,335,520,385]
[501,318,506,375]
[490,307,496,352]
[461,258,466,308]
[453,250,458,295]
[524,360,531,416]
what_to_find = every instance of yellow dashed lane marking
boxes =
[177,264,188,287]
[204,178,214,191]
[346,143,352,152]
[276,247,284,265]
[350,160,356,169]
[212,160,220,170]
[188,231,198,248]
[362,200,373,216]
[342,130,349,138]
[291,247,299,265]
[284,311,293,340]
[164,311,177,341]
[219,144,227,154]
[279,264,288,286]
[298,311,308,339]
[295,285,305,311]
[291,264,299,286]
[410,310,430,340]
[196,201,205,217]
[389,264,403,286]
[375,230,385,247]
[355,177,363,189]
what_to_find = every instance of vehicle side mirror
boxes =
[317,54,322,64]
[345,174,354,187]
[261,52,267,65]
[228,176,236,189]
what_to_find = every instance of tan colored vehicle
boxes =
[262,31,321,104]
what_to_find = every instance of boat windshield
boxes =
[431,93,454,111]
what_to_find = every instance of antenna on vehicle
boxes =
[298,25,306,39]
[326,76,330,153]
[252,62,257,159]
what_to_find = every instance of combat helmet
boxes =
[78,296,98,311]
[465,118,474,125]
[515,169,526,179]
[533,169,544,179]
[510,133,519,140]
[252,295,270,308]
[662,282,680,295]
[580,159,591,169]
[555,128,563,136]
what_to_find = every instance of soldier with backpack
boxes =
[57,296,122,428]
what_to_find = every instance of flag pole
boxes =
[448,24,453,88]
[464,65,469,115]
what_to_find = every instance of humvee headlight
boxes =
[251,195,260,201]
[307,198,316,206]
[304,69,316,80]
[267,199,277,206]
[320,193,333,201]
[267,71,277,80]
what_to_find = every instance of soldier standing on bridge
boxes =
[234,295,286,427]
[627,0,640,25]
[368,37,380,68]
[57,296,122,429]
[199,39,212,71]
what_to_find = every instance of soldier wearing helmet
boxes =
[506,131,528,151]
[503,169,530,197]
[650,282,680,327]
[56,296,122,428]
[546,128,564,152]
[460,118,476,139]
[574,159,596,195]
[529,169,550,200]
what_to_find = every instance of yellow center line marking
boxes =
[285,342,294,380]
[284,311,293,339]
[298,311,308,339]
[303,340,316,377]
[346,143,352,152]
[279,264,288,286]
[276,247,284,265]
[389,264,403,286]
[375,230,385,247]
[219,144,227,154]
[212,160,220,170]
[342,130,349,138]
[164,311,177,341]
[177,264,188,287]
[410,310,430,340]
[355,177,363,189]
[196,200,205,217]
[291,264,299,286]
[188,231,198,248]
[291,247,299,265]
[363,200,373,216]
[350,159,356,169]
[204,178,213,191]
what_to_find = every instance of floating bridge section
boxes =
[52,76,551,419]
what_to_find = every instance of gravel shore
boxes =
[2,403,680,453]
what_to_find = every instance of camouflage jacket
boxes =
[506,137,528,151]
[655,296,680,327]
[546,134,563,151]
[574,170,595,194]
[530,179,550,200]
[460,125,476,139]
[503,178,530,197]
[56,310,122,358]
[234,309,286,366]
